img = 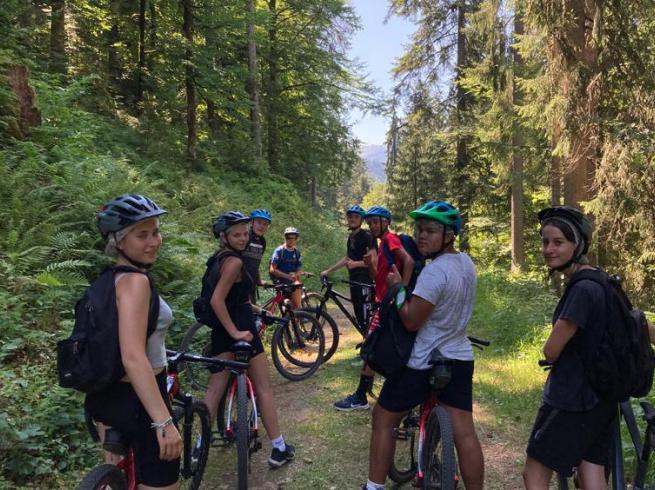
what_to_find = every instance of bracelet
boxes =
[151,416,174,437]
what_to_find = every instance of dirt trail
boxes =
[200,309,528,489]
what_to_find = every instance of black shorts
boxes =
[85,372,180,487]
[526,401,617,476]
[211,323,265,357]
[377,360,474,413]
[210,306,265,358]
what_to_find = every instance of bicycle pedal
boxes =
[393,428,409,441]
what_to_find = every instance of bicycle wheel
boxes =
[177,401,211,490]
[271,311,325,381]
[236,374,249,490]
[179,322,213,391]
[301,291,323,310]
[423,405,456,490]
[76,463,127,490]
[388,409,419,484]
[300,307,339,363]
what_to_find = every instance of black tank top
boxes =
[203,250,255,330]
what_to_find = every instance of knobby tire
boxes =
[76,463,127,490]
[271,311,324,381]
[423,405,456,490]
[300,307,339,363]
[388,409,418,484]
[179,321,213,391]
[179,400,211,490]
[236,374,249,490]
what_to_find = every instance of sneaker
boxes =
[268,444,295,468]
[333,393,369,411]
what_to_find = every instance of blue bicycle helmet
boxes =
[365,206,391,221]
[409,200,462,235]
[346,205,366,217]
[250,208,272,223]
[213,211,251,238]
[97,194,167,238]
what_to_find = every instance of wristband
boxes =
[151,416,174,437]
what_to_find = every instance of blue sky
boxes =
[347,0,415,146]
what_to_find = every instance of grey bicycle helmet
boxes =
[97,194,167,238]
[284,226,299,237]
[213,211,251,238]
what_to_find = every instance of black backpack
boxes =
[382,233,425,293]
[360,283,417,377]
[193,250,240,328]
[564,268,655,402]
[57,266,159,394]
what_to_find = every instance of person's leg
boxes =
[442,402,484,490]
[248,352,280,439]
[291,288,302,309]
[522,456,553,490]
[203,352,234,423]
[576,460,608,490]
[368,403,407,485]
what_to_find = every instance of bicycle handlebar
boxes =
[261,281,303,292]
[165,349,249,371]
[340,279,373,289]
[467,336,490,349]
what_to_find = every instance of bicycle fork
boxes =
[225,376,262,459]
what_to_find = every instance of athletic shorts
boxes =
[377,360,474,413]
[85,372,180,487]
[526,401,617,476]
[210,303,265,357]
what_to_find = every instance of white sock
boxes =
[271,435,286,452]
[366,479,385,490]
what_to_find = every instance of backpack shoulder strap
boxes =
[108,265,159,337]
[382,238,395,266]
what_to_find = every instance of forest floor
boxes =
[198,306,554,490]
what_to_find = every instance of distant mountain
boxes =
[360,144,386,182]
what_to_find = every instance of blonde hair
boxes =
[104,223,138,257]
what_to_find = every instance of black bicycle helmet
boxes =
[538,206,592,255]
[212,211,251,238]
[97,194,167,238]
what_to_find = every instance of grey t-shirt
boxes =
[407,252,477,369]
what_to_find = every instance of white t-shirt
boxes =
[407,252,477,369]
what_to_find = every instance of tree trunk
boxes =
[182,0,197,163]
[135,0,147,107]
[454,2,471,251]
[266,0,280,170]
[246,0,263,162]
[557,0,602,208]
[107,0,122,94]
[48,0,67,74]
[510,9,525,272]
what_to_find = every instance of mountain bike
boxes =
[180,292,323,386]
[76,350,248,490]
[389,337,490,489]
[300,275,376,363]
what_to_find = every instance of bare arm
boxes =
[386,264,433,331]
[543,318,578,363]
[211,257,253,342]
[321,256,348,276]
[394,247,415,287]
[116,273,181,460]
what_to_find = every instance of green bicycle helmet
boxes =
[409,201,462,235]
